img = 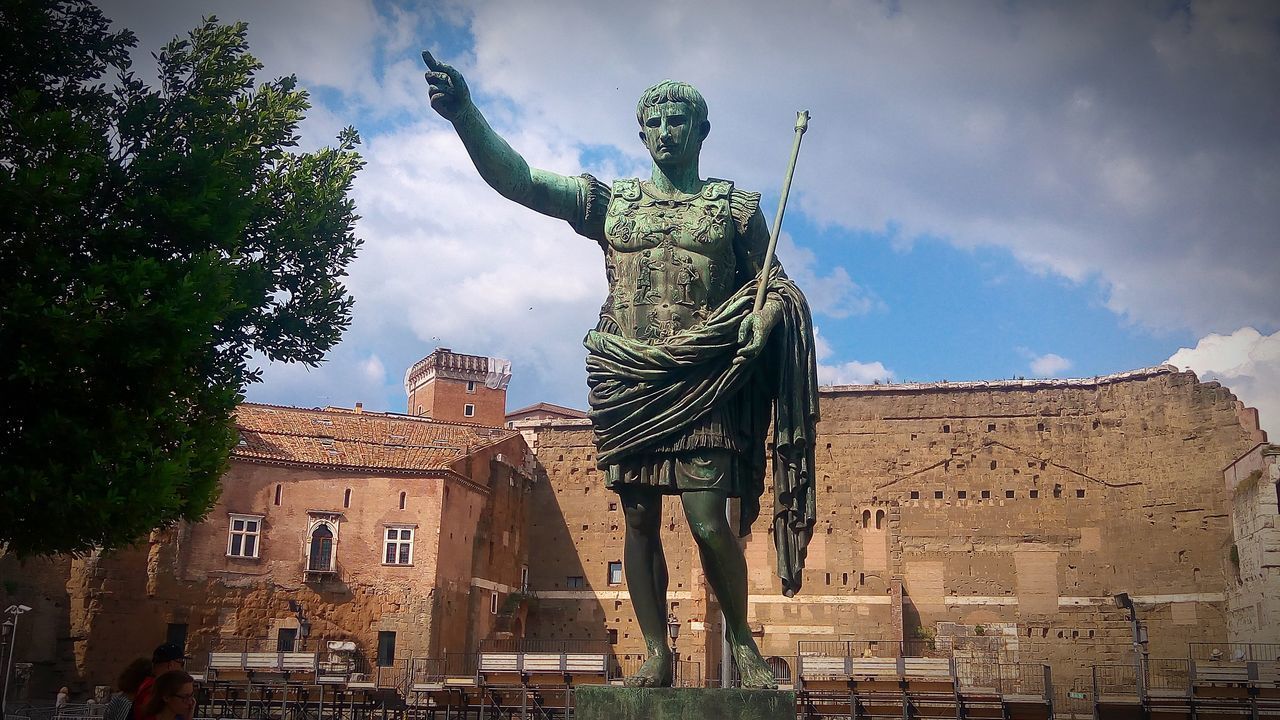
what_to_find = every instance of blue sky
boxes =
[100,0,1280,435]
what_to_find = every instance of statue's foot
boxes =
[733,641,778,689]
[623,651,673,687]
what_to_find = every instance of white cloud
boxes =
[454,0,1280,335]
[359,354,386,385]
[1029,353,1073,378]
[93,0,1280,412]
[1167,327,1280,439]
[818,360,896,386]
[775,235,882,318]
[814,326,895,386]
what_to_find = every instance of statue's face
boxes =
[639,102,708,168]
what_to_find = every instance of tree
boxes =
[0,0,364,555]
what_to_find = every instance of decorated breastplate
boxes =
[600,179,738,343]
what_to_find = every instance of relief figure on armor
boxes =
[423,51,819,689]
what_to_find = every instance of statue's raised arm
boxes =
[422,51,580,221]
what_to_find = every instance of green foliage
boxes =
[0,1,363,555]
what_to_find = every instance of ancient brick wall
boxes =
[1224,443,1280,644]
[517,366,1265,691]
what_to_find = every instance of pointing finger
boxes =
[422,50,439,70]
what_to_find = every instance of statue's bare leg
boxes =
[618,485,673,687]
[680,488,777,689]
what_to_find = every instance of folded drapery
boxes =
[584,274,819,597]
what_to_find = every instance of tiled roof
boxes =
[232,403,518,472]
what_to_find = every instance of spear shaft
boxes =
[753,110,811,314]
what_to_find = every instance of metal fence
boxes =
[795,639,943,659]
[1188,641,1280,662]
[955,663,1049,697]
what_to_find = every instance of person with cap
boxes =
[132,643,188,720]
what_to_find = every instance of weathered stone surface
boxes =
[575,686,795,720]
[516,365,1267,709]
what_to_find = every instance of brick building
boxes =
[512,365,1266,704]
[404,348,511,426]
[0,379,533,697]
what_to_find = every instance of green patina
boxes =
[423,51,819,689]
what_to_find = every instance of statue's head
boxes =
[636,80,710,167]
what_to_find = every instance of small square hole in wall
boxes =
[934,490,944,499]
[942,424,951,433]
[1076,489,1086,498]
[1005,490,1015,498]
[1037,422,1046,432]
[987,423,996,432]
[980,490,990,499]
[1029,489,1039,498]
[608,502,617,511]
[910,491,920,500]
[957,490,967,499]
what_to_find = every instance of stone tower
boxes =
[403,347,511,426]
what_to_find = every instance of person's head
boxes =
[635,80,710,168]
[116,658,153,697]
[143,670,194,719]
[150,643,188,675]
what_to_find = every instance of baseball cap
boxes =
[152,642,191,664]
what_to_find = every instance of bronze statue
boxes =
[423,52,819,689]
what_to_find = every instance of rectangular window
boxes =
[607,628,618,644]
[384,527,414,565]
[277,627,297,652]
[166,623,188,653]
[227,514,262,558]
[376,631,396,667]
[490,591,499,614]
[608,561,623,586]
[520,565,529,591]
[464,404,476,417]
[466,380,477,393]
[566,576,585,589]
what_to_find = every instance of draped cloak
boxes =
[583,271,820,597]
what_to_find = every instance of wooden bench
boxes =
[478,652,609,686]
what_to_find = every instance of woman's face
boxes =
[164,683,195,717]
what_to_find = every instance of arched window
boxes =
[875,509,885,529]
[399,492,407,510]
[766,657,792,684]
[861,510,871,528]
[308,524,335,572]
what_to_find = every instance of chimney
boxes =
[354,402,363,414]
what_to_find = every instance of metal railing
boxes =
[956,662,1050,698]
[477,638,610,654]
[1189,641,1280,662]
[796,639,941,659]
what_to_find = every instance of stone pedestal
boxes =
[574,686,795,720]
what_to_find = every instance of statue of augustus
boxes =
[423,52,818,689]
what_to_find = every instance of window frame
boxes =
[307,521,337,572]
[464,403,476,418]
[607,561,623,586]
[227,513,264,559]
[383,525,415,566]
